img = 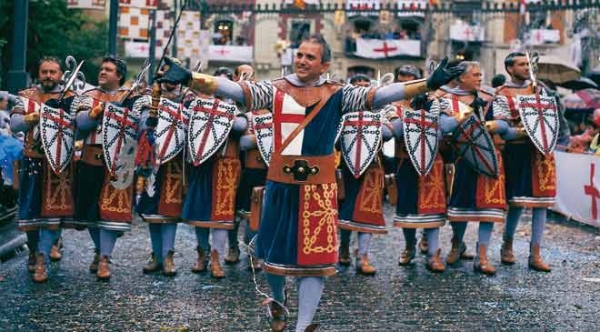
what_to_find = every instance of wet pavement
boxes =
[0,206,599,331]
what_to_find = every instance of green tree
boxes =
[0,0,109,89]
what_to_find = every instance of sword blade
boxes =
[60,60,85,100]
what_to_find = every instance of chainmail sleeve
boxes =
[341,85,376,114]
[492,95,512,121]
[238,80,274,112]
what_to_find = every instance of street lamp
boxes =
[7,0,29,93]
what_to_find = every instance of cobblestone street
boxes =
[1,206,599,331]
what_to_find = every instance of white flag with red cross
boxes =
[355,38,421,58]
[552,151,600,228]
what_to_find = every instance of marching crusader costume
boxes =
[10,82,79,282]
[158,36,461,330]
[391,95,448,272]
[494,74,558,272]
[136,83,187,276]
[75,56,146,280]
[228,109,269,269]
[180,91,247,279]
[439,82,510,275]
[337,109,391,275]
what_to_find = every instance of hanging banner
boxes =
[449,23,485,42]
[176,11,202,59]
[355,38,421,58]
[66,0,105,9]
[552,151,600,228]
[119,6,150,40]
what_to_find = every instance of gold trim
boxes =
[393,221,446,229]
[403,79,429,99]
[190,72,219,95]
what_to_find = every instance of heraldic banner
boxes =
[551,151,600,228]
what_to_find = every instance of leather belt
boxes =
[268,154,335,184]
[81,145,105,167]
[245,149,267,169]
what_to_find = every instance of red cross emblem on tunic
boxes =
[373,41,398,58]
[273,89,305,153]
[584,163,600,220]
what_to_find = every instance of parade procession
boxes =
[0,1,599,331]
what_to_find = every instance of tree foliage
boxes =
[0,0,109,88]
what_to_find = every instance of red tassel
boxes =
[136,131,155,168]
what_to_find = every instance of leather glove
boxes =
[469,97,487,110]
[410,93,429,110]
[156,57,192,85]
[24,112,40,125]
[146,115,158,128]
[426,57,465,91]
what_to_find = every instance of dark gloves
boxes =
[156,57,192,85]
[146,116,158,128]
[469,97,487,110]
[410,93,430,110]
[426,57,465,91]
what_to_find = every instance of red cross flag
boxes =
[449,22,485,42]
[355,38,421,58]
[528,29,560,45]
[66,0,105,9]
[553,151,600,228]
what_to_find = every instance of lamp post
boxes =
[108,0,119,55]
[7,0,29,93]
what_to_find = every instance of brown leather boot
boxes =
[96,255,111,280]
[27,251,36,273]
[528,244,551,272]
[356,253,376,275]
[210,250,225,279]
[224,246,240,264]
[191,247,207,273]
[142,253,162,274]
[32,253,48,283]
[338,244,351,266]
[426,249,445,273]
[500,238,516,265]
[446,237,474,265]
[89,251,100,273]
[398,239,416,266]
[305,323,322,332]
[49,238,63,261]
[474,243,496,275]
[162,250,177,276]
[265,299,287,332]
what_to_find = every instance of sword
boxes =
[59,59,85,101]
[120,58,152,103]
[526,51,538,91]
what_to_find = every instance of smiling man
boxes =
[159,34,462,332]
